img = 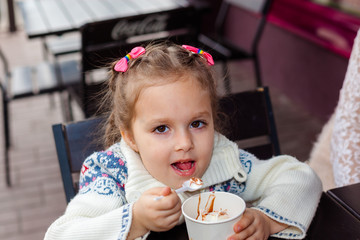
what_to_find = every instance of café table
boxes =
[17,0,197,39]
[306,183,360,239]
[327,182,360,221]
[15,0,208,119]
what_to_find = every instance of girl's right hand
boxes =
[129,187,182,239]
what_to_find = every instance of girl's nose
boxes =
[175,131,194,152]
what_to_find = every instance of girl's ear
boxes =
[121,130,139,153]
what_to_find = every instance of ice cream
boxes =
[201,208,230,222]
[196,192,230,222]
[189,177,203,187]
[182,191,246,240]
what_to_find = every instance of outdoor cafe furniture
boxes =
[16,0,208,116]
[17,0,198,38]
[198,0,273,90]
[1,0,208,186]
[16,0,206,58]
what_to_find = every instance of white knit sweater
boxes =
[44,133,322,240]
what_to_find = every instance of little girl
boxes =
[45,42,322,240]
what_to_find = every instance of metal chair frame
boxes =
[199,0,273,91]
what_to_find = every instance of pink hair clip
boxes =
[114,46,146,72]
[182,45,214,66]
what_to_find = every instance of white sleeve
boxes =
[44,150,150,240]
[240,151,322,239]
[44,193,133,240]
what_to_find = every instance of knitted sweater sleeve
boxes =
[239,150,322,239]
[44,150,147,240]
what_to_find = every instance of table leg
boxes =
[7,0,17,32]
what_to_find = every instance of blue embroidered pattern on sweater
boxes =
[256,206,306,238]
[118,203,131,240]
[239,149,253,174]
[209,150,253,194]
[79,146,128,198]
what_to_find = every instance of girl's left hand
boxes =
[227,208,288,240]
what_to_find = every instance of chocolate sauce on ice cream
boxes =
[196,192,229,222]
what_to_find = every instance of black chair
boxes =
[52,86,280,203]
[66,5,203,118]
[52,117,105,203]
[218,86,280,159]
[0,47,80,186]
[199,0,273,91]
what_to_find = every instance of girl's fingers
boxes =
[160,186,172,196]
[234,211,253,233]
[146,187,169,195]
[237,225,257,240]
[228,224,257,240]
[161,200,182,215]
[156,192,181,211]
[152,206,182,231]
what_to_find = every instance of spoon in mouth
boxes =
[154,177,203,201]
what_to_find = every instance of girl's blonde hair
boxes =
[102,41,218,148]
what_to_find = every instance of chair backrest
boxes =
[81,6,201,72]
[52,117,105,203]
[215,0,273,52]
[218,86,280,159]
[53,86,280,203]
[78,4,202,117]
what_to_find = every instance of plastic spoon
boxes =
[154,177,203,201]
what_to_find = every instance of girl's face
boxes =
[123,77,215,189]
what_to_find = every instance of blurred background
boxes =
[0,0,359,239]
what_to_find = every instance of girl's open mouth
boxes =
[171,160,196,176]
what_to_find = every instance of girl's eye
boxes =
[190,120,205,129]
[154,125,169,133]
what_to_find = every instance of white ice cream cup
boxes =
[182,191,246,240]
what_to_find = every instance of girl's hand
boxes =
[227,208,288,240]
[128,187,182,239]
